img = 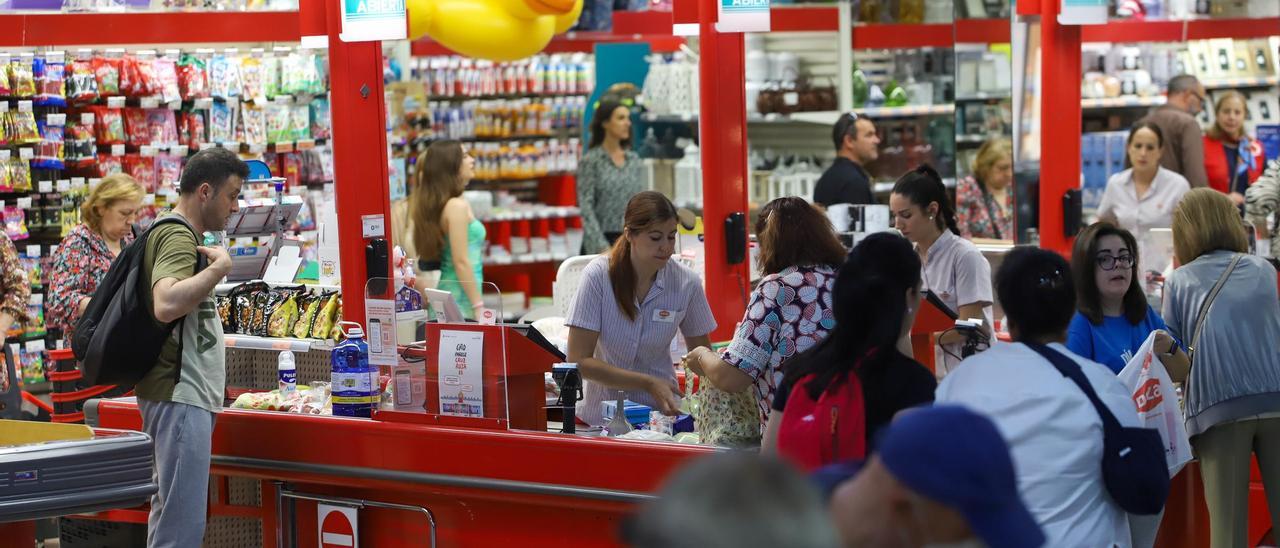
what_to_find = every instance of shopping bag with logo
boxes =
[1117,332,1193,477]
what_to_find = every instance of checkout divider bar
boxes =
[274,482,437,548]
[212,455,658,503]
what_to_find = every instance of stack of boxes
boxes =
[1080,131,1129,214]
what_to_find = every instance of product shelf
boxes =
[0,11,302,48]
[644,104,955,124]
[1081,95,1166,109]
[1081,17,1280,44]
[410,31,685,57]
[223,333,332,353]
[1203,75,1280,89]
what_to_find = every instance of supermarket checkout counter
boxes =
[87,320,715,548]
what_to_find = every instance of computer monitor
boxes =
[422,288,466,323]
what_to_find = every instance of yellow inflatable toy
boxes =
[408,0,584,61]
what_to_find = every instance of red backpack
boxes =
[777,370,867,472]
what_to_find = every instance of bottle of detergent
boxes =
[331,321,376,417]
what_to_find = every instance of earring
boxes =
[928,216,934,221]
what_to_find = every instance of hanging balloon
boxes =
[407,0,585,62]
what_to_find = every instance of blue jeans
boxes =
[139,399,216,548]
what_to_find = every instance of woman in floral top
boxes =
[683,197,848,427]
[48,174,144,344]
[956,138,1014,240]
[1,231,30,392]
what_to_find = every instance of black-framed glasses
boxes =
[1096,254,1135,271]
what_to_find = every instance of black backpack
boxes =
[72,216,208,387]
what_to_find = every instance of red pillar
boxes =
[322,1,394,326]
[1038,0,1082,256]
[698,0,751,341]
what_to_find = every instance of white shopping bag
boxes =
[1117,332,1193,477]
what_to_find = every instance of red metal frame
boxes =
[321,0,394,327]
[0,11,301,47]
[1034,0,1081,256]
[410,32,686,56]
[1081,16,1280,43]
[698,0,751,342]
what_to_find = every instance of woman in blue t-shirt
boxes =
[1067,222,1190,379]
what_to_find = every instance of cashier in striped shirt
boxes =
[565,191,717,427]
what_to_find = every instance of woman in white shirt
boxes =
[1098,122,1192,237]
[936,246,1142,547]
[889,164,994,376]
[565,191,717,427]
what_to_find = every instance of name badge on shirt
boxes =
[652,309,677,323]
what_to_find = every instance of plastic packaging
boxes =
[241,56,264,100]
[9,58,37,98]
[66,59,98,104]
[33,57,67,107]
[278,350,297,395]
[33,120,65,170]
[210,101,236,143]
[241,103,267,145]
[330,322,376,418]
[3,205,29,241]
[146,108,179,146]
[153,58,181,103]
[92,56,120,96]
[123,108,150,147]
[93,107,126,145]
[177,55,209,100]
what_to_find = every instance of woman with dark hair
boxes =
[565,191,716,426]
[890,164,994,375]
[682,197,848,428]
[1067,222,1190,377]
[936,246,1141,547]
[577,100,645,254]
[1097,122,1191,237]
[763,232,936,457]
[409,140,485,317]
[1204,91,1266,205]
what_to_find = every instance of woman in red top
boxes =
[1203,91,1266,206]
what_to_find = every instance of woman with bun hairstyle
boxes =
[890,164,994,376]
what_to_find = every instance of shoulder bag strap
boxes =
[1189,253,1243,362]
[1024,342,1123,433]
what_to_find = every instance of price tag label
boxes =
[248,143,266,154]
[111,144,126,156]
[168,101,181,111]
[38,180,53,193]
[361,214,386,238]
[194,98,214,110]
[26,245,40,257]
[16,197,32,208]
[0,103,8,113]
[17,101,32,113]
[173,145,189,156]
[19,148,33,160]
[107,96,126,108]
[140,145,158,157]
[57,180,71,192]
[141,97,161,109]
[88,178,101,190]
[199,142,216,151]
[71,177,85,186]
[46,113,66,126]
[0,150,11,161]
[143,193,156,205]
[80,112,95,125]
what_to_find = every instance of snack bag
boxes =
[124,153,157,192]
[0,57,11,96]
[310,97,332,140]
[33,57,67,108]
[241,56,264,100]
[95,153,123,177]
[294,293,322,339]
[210,101,236,143]
[153,58,181,104]
[11,111,40,145]
[183,110,207,149]
[33,120,64,170]
[9,58,37,98]
[93,106,127,145]
[177,55,210,100]
[154,154,182,191]
[66,59,99,104]
[123,108,150,147]
[311,294,339,339]
[92,56,121,96]
[265,102,291,143]
[290,104,311,141]
[3,205,29,241]
[241,102,267,145]
[146,108,179,146]
[262,56,282,99]
[8,157,30,192]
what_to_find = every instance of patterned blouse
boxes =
[48,224,126,343]
[576,146,645,254]
[955,175,1014,240]
[721,265,838,426]
[0,232,29,326]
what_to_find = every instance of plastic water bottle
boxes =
[331,322,377,418]
[277,350,297,395]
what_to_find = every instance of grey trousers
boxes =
[139,399,216,548]
[1191,416,1280,548]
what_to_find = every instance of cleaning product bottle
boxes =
[331,321,376,417]
[278,350,297,395]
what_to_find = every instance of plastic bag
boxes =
[9,58,36,98]
[265,102,291,143]
[95,153,123,177]
[146,108,179,146]
[153,58,181,104]
[93,106,126,145]
[177,55,209,100]
[4,205,29,241]
[10,111,40,145]
[66,59,99,104]
[182,110,207,149]
[289,104,310,141]
[8,157,30,192]
[241,56,264,100]
[210,55,242,100]
[92,56,121,96]
[123,108,150,146]
[0,58,11,97]
[124,153,157,192]
[210,101,236,143]
[154,154,182,191]
[33,120,64,170]
[33,57,67,107]
[241,102,267,145]
[1117,332,1193,477]
[310,97,331,140]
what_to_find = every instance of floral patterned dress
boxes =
[955,175,1014,240]
[1,232,29,393]
[720,264,838,426]
[48,224,126,344]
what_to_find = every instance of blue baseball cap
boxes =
[879,405,1044,548]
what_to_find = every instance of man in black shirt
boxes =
[813,112,880,208]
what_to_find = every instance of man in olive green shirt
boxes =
[137,147,245,548]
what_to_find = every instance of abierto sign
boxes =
[716,0,769,33]
[340,0,407,42]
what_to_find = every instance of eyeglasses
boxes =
[1096,254,1135,271]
